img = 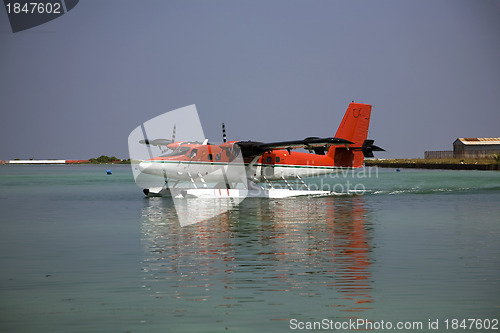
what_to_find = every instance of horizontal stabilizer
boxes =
[360,139,385,158]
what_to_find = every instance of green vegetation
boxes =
[89,155,130,164]
[366,157,497,166]
[365,157,499,170]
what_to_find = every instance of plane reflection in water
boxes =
[141,195,374,315]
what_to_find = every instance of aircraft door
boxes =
[261,153,276,178]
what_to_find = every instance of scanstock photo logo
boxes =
[3,0,79,33]
[128,105,248,227]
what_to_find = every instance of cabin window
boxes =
[275,156,280,163]
[266,156,272,163]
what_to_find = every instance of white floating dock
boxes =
[7,160,67,164]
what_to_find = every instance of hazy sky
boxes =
[1,0,499,159]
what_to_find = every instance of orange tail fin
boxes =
[328,103,372,168]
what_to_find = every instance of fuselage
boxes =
[138,142,353,183]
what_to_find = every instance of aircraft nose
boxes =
[138,161,150,173]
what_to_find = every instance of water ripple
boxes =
[141,196,375,314]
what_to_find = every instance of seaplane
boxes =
[135,102,383,199]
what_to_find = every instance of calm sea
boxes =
[0,165,499,332]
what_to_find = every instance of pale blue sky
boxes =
[1,0,499,159]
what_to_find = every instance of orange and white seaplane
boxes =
[137,102,383,198]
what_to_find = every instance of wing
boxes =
[235,137,353,158]
[139,125,177,147]
[139,138,174,146]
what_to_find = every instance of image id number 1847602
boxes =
[5,2,62,14]
[444,319,498,330]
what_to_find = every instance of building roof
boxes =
[455,138,500,145]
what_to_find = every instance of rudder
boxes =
[328,103,372,168]
[334,103,372,145]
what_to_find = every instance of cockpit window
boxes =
[160,146,191,157]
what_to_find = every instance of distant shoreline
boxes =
[1,155,131,165]
[0,161,130,165]
[365,159,499,171]
[2,158,499,170]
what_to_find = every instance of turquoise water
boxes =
[0,165,499,332]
